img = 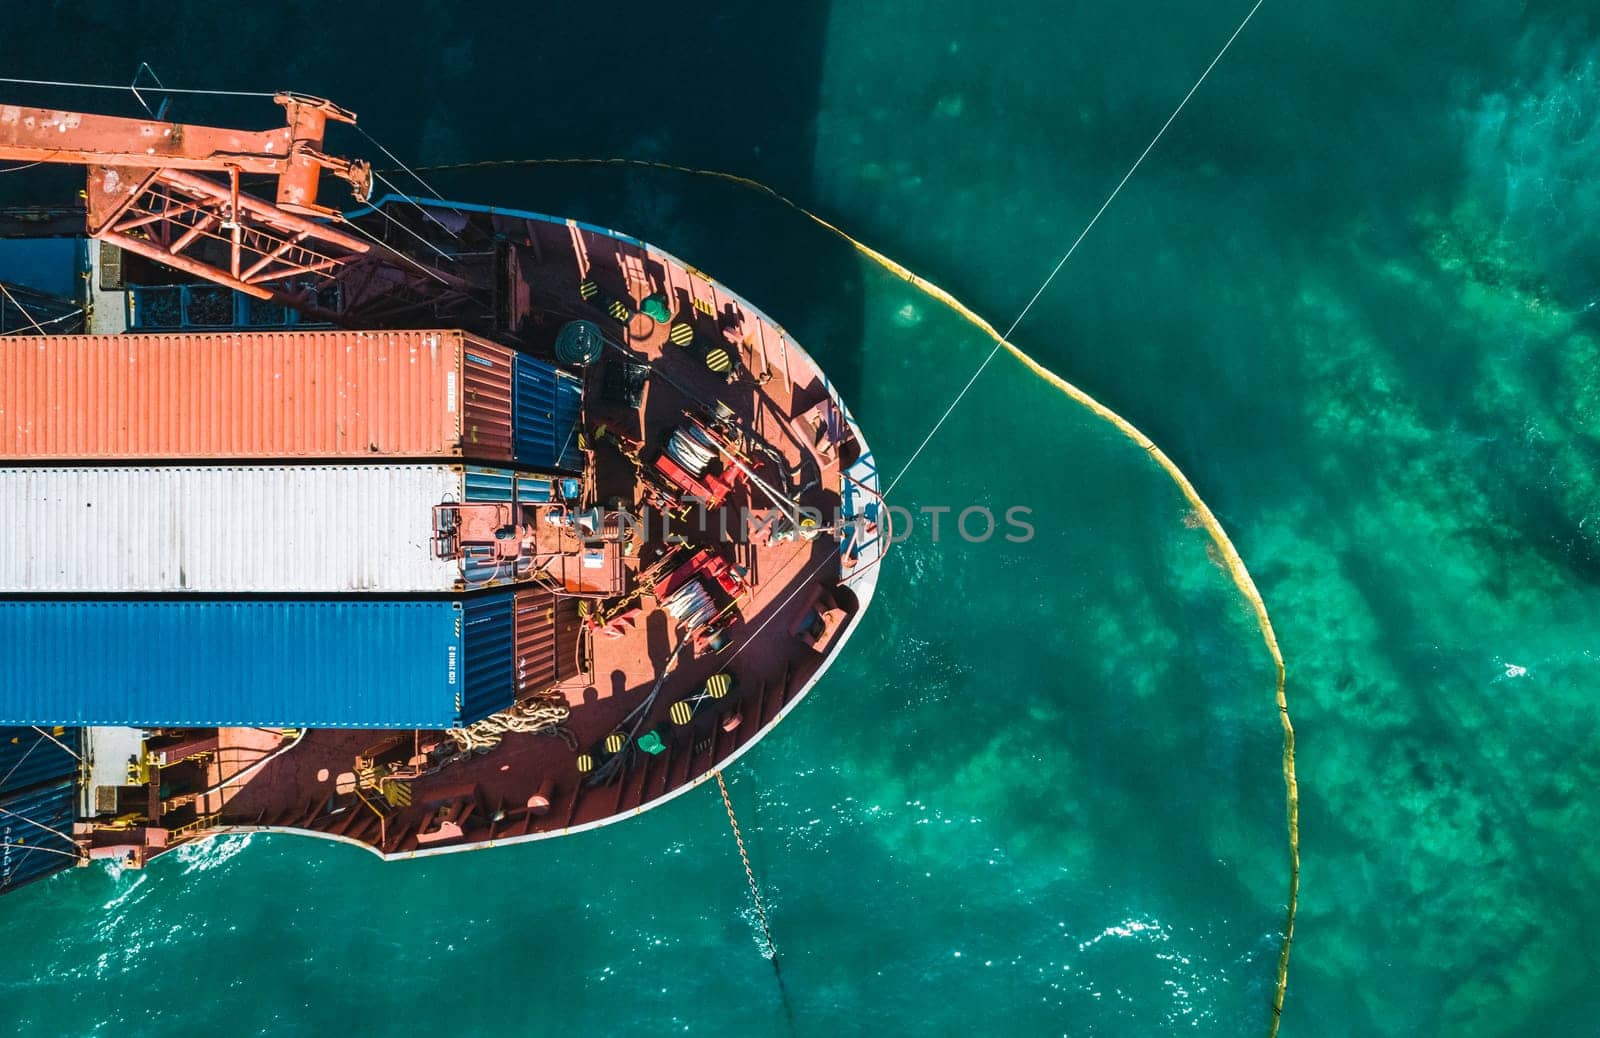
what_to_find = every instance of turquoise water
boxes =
[4,3,1600,1035]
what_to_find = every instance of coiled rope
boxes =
[446,691,573,754]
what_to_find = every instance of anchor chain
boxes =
[716,771,777,960]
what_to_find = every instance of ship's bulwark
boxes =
[0,597,533,728]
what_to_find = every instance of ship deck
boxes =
[120,203,885,859]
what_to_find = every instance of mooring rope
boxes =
[0,282,48,335]
[445,692,572,754]
[0,840,84,862]
[716,771,778,960]
[30,725,84,763]
[402,151,1299,1032]
[886,0,1266,496]
[0,76,275,98]
[0,803,84,851]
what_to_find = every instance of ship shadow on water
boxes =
[399,1,868,411]
[0,3,864,410]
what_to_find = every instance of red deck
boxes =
[95,205,883,862]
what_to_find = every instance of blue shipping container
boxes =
[0,598,519,729]
[513,355,584,472]
[0,726,80,799]
[0,778,79,894]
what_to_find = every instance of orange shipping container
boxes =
[0,328,517,460]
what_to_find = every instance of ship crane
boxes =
[0,93,468,321]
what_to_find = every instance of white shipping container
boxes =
[0,465,471,593]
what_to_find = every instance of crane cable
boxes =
[0,76,274,97]
[0,282,47,335]
[0,803,84,857]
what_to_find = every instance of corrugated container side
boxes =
[463,466,517,503]
[512,355,584,472]
[0,329,516,461]
[512,353,558,467]
[0,598,525,729]
[554,595,585,682]
[0,726,80,798]
[0,464,473,594]
[513,588,559,697]
[460,335,516,461]
[517,474,555,502]
[460,596,516,724]
[554,371,584,471]
[0,778,78,893]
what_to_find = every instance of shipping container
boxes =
[0,777,79,894]
[513,353,585,471]
[0,591,563,729]
[0,464,558,593]
[0,726,80,800]
[0,328,582,468]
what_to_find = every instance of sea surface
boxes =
[3,3,1599,1035]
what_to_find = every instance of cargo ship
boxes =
[0,93,883,894]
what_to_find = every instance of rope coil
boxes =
[445,692,572,754]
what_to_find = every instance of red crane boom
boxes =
[0,93,458,313]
